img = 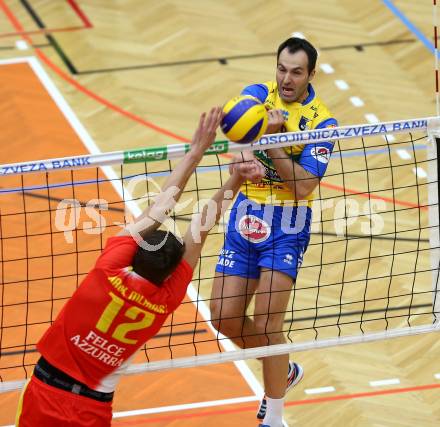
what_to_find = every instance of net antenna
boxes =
[434,0,440,115]
[0,117,439,392]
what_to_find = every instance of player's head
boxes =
[132,230,185,285]
[276,37,317,103]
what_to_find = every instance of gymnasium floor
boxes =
[0,1,439,426]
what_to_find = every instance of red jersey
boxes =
[37,236,192,392]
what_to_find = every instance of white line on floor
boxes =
[320,63,334,74]
[112,395,259,418]
[350,96,364,107]
[365,113,379,123]
[335,79,349,90]
[369,378,401,387]
[304,386,336,395]
[396,148,411,159]
[412,167,427,178]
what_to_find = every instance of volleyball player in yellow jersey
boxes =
[211,37,337,427]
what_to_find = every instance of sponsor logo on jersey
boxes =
[299,116,311,131]
[283,254,293,265]
[311,146,331,164]
[217,249,236,268]
[253,151,283,182]
[238,215,270,243]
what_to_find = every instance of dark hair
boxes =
[132,230,185,285]
[277,37,317,74]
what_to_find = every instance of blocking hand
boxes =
[190,107,223,157]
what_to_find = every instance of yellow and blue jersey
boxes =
[240,81,337,205]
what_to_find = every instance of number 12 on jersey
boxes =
[95,291,156,344]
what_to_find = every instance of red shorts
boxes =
[16,376,113,427]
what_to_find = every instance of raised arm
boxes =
[267,147,320,199]
[183,157,265,269]
[265,109,320,199]
[118,107,223,238]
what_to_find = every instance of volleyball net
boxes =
[0,117,438,392]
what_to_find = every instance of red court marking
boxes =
[434,7,439,94]
[112,382,440,425]
[67,0,92,28]
[37,52,190,142]
[0,0,426,212]
[321,181,428,210]
[0,0,92,38]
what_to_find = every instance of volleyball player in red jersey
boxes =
[15,106,265,427]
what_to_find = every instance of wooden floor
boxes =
[0,1,439,426]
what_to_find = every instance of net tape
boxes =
[0,117,433,176]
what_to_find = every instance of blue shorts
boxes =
[215,193,312,280]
